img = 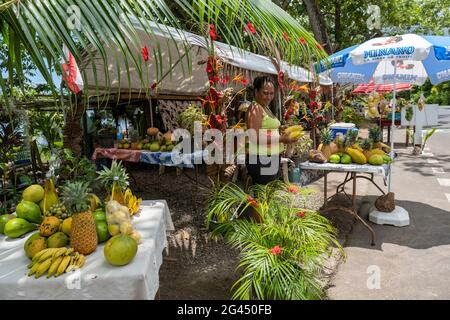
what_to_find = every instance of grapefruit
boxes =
[104,234,138,266]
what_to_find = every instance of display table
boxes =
[299,161,391,245]
[92,148,142,162]
[0,200,174,300]
[92,148,207,169]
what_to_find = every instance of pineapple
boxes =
[360,138,374,161]
[318,127,335,160]
[369,126,391,153]
[61,181,97,255]
[345,129,359,148]
[97,160,129,204]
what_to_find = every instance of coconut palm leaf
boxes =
[1,0,326,109]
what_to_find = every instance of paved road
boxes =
[328,106,450,299]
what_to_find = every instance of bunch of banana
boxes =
[123,188,142,216]
[27,248,86,279]
[367,93,381,118]
[284,125,304,140]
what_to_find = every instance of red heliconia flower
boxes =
[151,82,157,90]
[209,75,220,85]
[246,22,256,35]
[296,211,306,218]
[288,185,299,193]
[283,31,290,42]
[299,37,306,45]
[141,46,149,61]
[270,245,282,255]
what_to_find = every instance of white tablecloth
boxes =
[0,200,174,300]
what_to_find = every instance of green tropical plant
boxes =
[55,148,97,186]
[27,111,64,157]
[206,180,342,300]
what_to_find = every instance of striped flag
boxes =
[61,44,83,93]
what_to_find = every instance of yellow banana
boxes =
[28,260,37,269]
[32,249,50,262]
[65,256,79,273]
[47,256,64,278]
[52,247,68,259]
[28,261,42,276]
[35,258,52,279]
[76,255,86,268]
[55,256,71,277]
[285,125,304,134]
[38,248,59,262]
[289,131,303,140]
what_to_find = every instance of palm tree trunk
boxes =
[63,100,85,157]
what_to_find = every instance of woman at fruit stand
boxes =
[245,76,298,184]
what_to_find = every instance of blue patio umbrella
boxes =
[318,34,450,191]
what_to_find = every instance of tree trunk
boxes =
[334,0,341,53]
[303,0,332,54]
[63,99,85,157]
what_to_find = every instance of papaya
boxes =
[370,148,386,156]
[0,214,15,234]
[24,232,47,259]
[39,216,61,237]
[4,218,37,238]
[368,154,384,165]
[346,147,367,164]
[22,184,45,203]
[16,200,42,224]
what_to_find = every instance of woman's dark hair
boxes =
[253,76,274,91]
[246,76,274,99]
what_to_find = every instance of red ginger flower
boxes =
[246,22,256,34]
[209,24,217,40]
[270,245,282,255]
[296,211,306,218]
[247,195,259,208]
[141,46,149,61]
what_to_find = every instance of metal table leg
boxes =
[320,171,377,246]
